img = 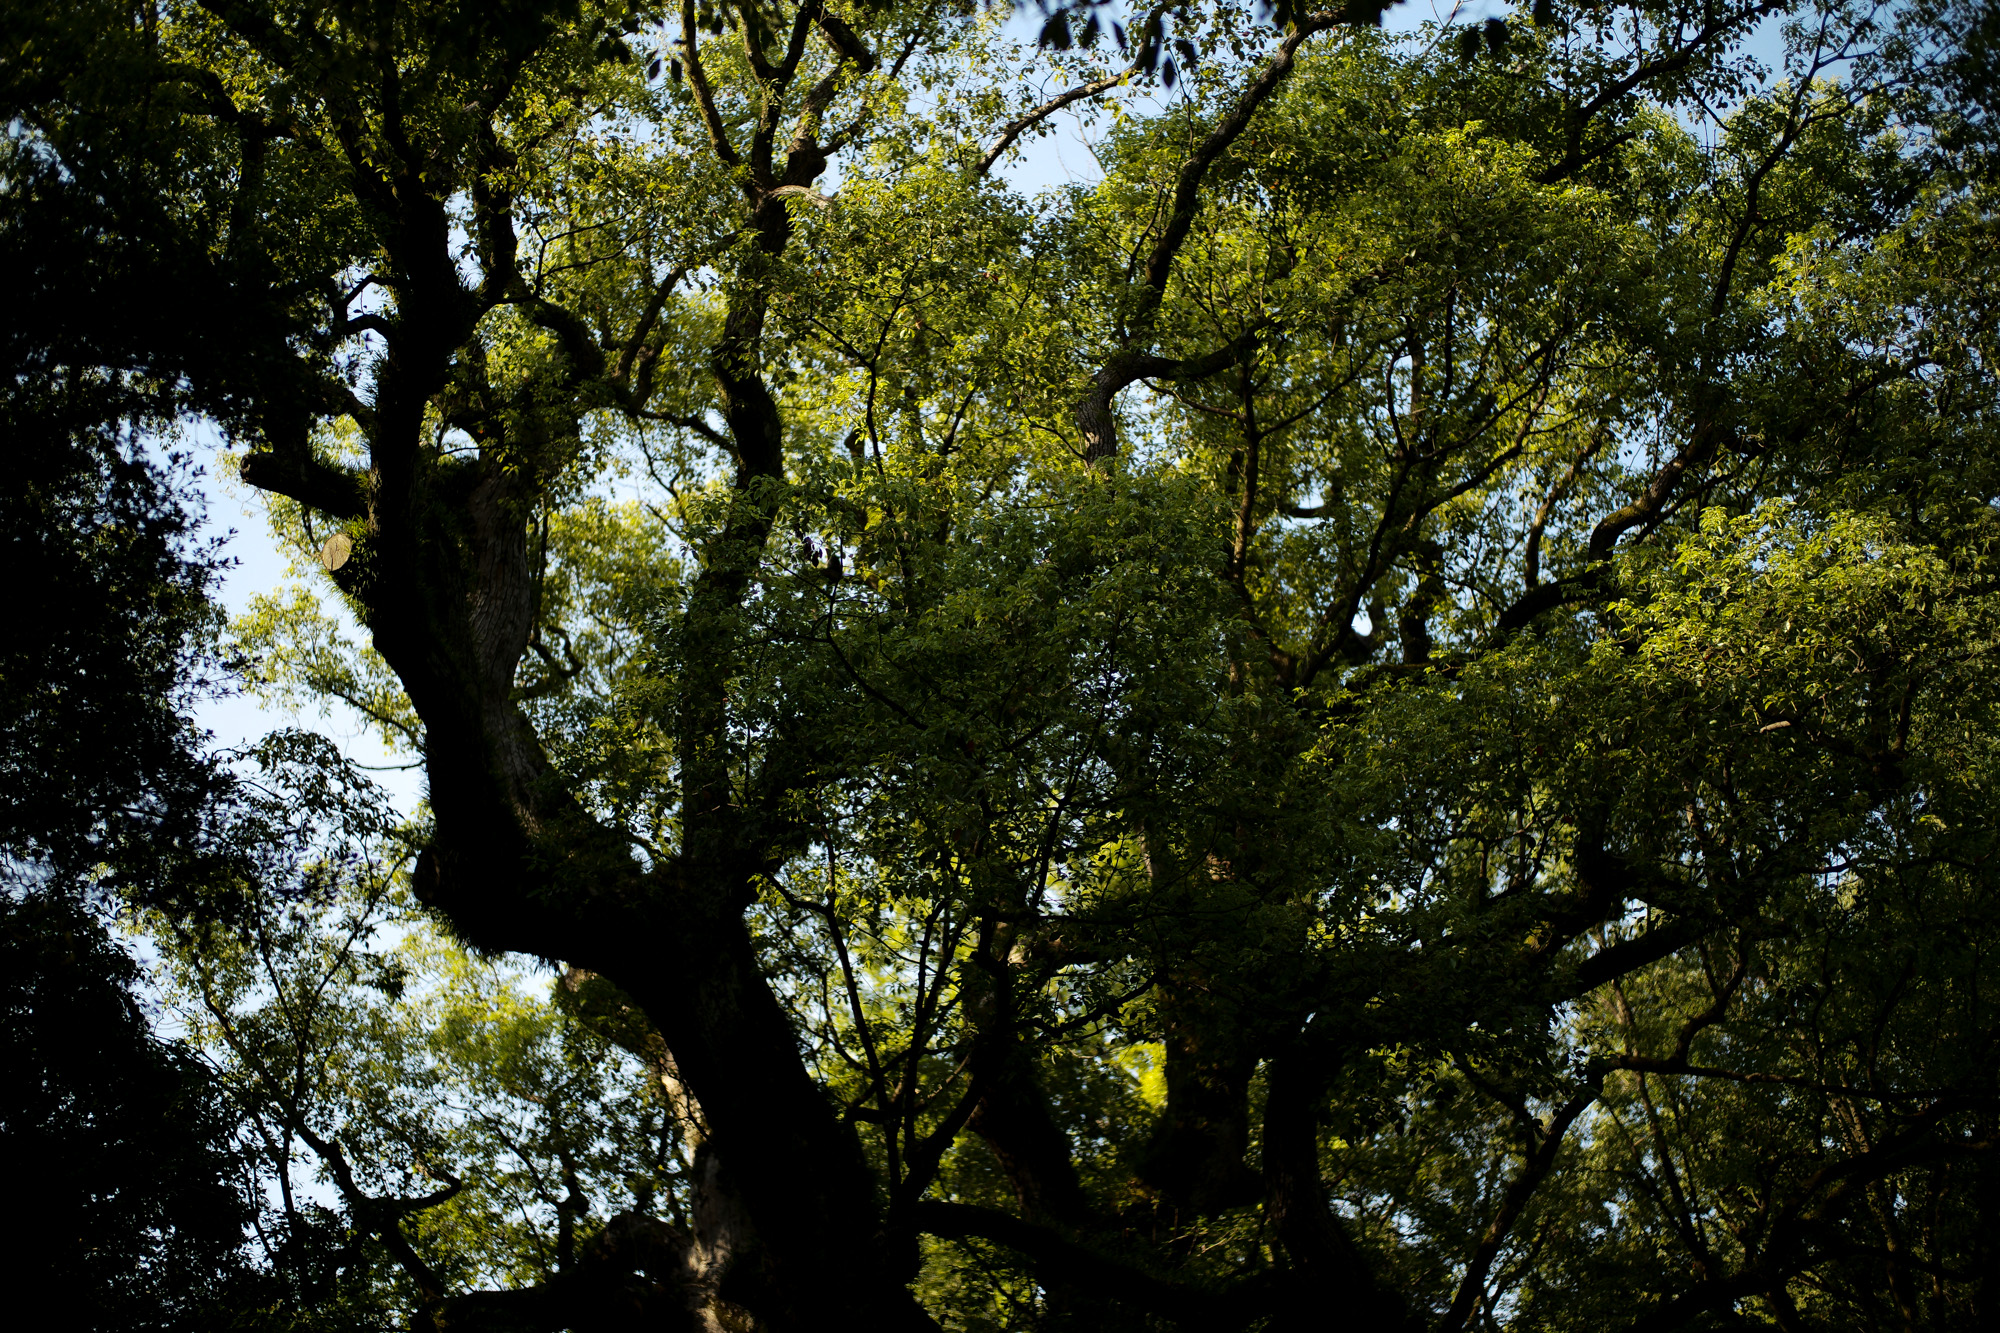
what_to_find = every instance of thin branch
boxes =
[976,73,1125,177]
[1439,1079,1601,1333]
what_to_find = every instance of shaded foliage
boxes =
[10,0,2000,1330]
[0,892,263,1330]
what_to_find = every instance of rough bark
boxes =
[1134,999,1261,1222]
[237,112,933,1333]
[1261,1052,1418,1332]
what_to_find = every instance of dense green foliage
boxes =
[9,0,2000,1328]
[0,390,223,881]
[0,892,264,1328]
[0,259,271,1325]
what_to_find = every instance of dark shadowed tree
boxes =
[12,0,2000,1328]
[0,892,262,1329]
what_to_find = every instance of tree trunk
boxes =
[257,303,930,1328]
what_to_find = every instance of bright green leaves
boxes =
[525,497,686,845]
[75,0,2000,1323]
[149,735,676,1313]
[773,161,1060,484]
[235,584,424,751]
[1085,35,1670,682]
[1300,482,2000,1319]
[1622,506,1962,726]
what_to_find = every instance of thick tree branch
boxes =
[1078,331,1260,462]
[680,0,744,177]
[238,449,369,519]
[816,9,877,72]
[1618,1115,1978,1333]
[433,1212,701,1333]
[1262,1051,1418,1331]
[911,1200,1257,1326]
[1586,421,1722,560]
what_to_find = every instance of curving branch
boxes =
[975,72,1125,177]
[1077,330,1261,462]
[433,1212,702,1333]
[1439,1080,1602,1333]
[1537,1,1780,186]
[1128,16,1339,335]
[680,0,744,177]
[1071,15,1339,464]
[1615,1113,1984,1333]
[1585,420,1723,560]
[816,8,877,72]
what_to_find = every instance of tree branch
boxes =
[1078,331,1260,462]
[1128,17,1336,334]
[681,0,744,177]
[433,1212,700,1333]
[238,449,370,519]
[1537,2,1778,186]
[1439,1079,1601,1333]
[816,8,877,72]
[911,1200,1257,1326]
[976,73,1125,177]
[1071,15,1337,463]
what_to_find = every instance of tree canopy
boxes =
[7,0,2000,1327]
